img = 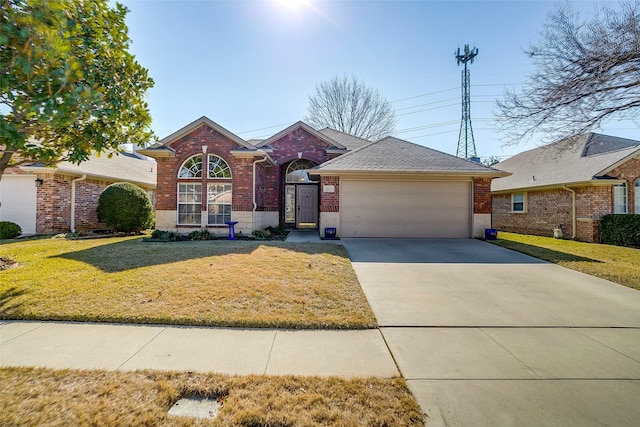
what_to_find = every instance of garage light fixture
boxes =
[35,177,43,188]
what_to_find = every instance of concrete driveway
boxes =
[342,238,640,427]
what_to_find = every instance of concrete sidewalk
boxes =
[0,321,398,378]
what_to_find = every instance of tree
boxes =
[481,156,502,167]
[97,182,154,233]
[305,75,397,141]
[0,0,154,180]
[496,1,640,144]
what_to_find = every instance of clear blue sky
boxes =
[118,0,637,159]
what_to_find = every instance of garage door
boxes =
[340,179,471,238]
[0,175,37,235]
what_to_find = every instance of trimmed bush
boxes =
[97,182,155,233]
[600,214,640,248]
[0,221,22,239]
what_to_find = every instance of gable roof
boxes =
[313,136,509,176]
[255,121,346,150]
[20,151,157,188]
[318,128,372,150]
[138,116,255,157]
[491,133,640,192]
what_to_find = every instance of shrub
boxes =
[149,230,188,241]
[97,182,155,233]
[0,221,22,239]
[252,229,271,239]
[188,229,211,241]
[600,214,640,248]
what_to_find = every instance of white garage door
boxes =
[0,175,37,235]
[340,179,471,238]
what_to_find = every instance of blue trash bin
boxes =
[324,227,337,239]
[485,228,497,240]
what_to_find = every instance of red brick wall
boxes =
[36,174,72,233]
[473,178,492,214]
[320,176,340,212]
[74,179,109,231]
[155,125,243,212]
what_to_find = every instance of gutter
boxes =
[71,174,87,233]
[252,153,269,231]
[562,185,577,239]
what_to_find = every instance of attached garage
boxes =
[0,175,37,235]
[313,136,509,239]
[340,179,471,238]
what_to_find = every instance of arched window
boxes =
[286,159,316,183]
[613,182,627,214]
[208,154,232,178]
[178,155,203,178]
[635,179,640,214]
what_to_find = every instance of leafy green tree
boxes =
[0,0,154,179]
[97,182,154,233]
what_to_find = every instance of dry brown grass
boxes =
[0,367,424,426]
[0,237,376,328]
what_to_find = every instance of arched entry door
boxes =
[284,159,318,229]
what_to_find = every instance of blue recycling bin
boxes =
[324,227,337,239]
[485,228,497,240]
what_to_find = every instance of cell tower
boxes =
[455,44,478,159]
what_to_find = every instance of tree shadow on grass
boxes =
[53,238,349,273]
[0,286,28,316]
[495,240,602,264]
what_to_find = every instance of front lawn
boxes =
[0,367,424,426]
[0,236,376,329]
[491,232,640,290]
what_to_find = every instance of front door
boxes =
[296,185,318,228]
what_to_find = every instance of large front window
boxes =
[208,183,232,225]
[613,183,627,214]
[178,183,202,224]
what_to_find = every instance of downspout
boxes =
[252,154,269,232]
[562,185,576,239]
[71,174,87,233]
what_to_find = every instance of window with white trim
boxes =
[208,154,232,178]
[635,179,640,214]
[613,183,627,214]
[178,183,202,224]
[511,193,525,213]
[178,154,203,178]
[207,183,232,225]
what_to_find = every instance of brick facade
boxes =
[473,178,492,214]
[492,158,640,242]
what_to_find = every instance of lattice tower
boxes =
[455,45,478,159]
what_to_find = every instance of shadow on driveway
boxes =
[342,238,549,264]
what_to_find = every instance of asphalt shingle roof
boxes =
[25,152,157,187]
[313,136,505,175]
[318,128,372,150]
[491,133,640,192]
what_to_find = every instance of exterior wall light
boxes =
[35,177,43,188]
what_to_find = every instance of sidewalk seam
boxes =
[479,328,542,379]
[263,330,278,375]
[115,327,166,371]
[0,322,46,345]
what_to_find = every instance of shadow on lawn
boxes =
[54,238,348,272]
[494,240,601,264]
[0,287,28,316]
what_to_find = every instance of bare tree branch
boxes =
[495,1,640,145]
[305,75,397,141]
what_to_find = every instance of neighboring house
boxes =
[491,133,640,242]
[0,152,156,235]
[139,116,507,239]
